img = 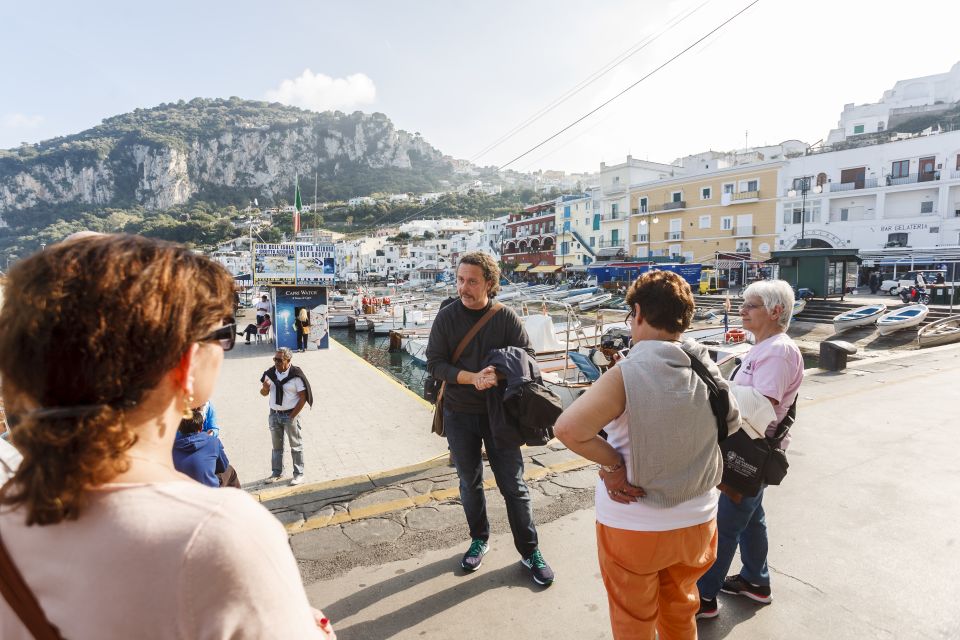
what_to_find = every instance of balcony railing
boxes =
[599,239,625,248]
[600,213,623,221]
[650,201,686,212]
[663,231,683,241]
[829,178,878,192]
[732,225,757,237]
[731,190,760,201]
[631,233,648,243]
[952,170,960,180]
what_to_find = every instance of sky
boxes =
[2,0,960,174]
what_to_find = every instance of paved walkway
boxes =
[212,310,447,487]
[293,343,960,639]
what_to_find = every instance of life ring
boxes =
[725,329,745,344]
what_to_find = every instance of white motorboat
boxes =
[404,336,429,364]
[876,304,929,336]
[792,299,806,317]
[371,307,433,335]
[578,293,613,311]
[917,314,960,348]
[832,304,887,333]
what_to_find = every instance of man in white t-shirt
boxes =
[260,348,314,486]
[255,295,271,325]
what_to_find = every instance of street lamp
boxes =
[787,177,822,243]
[639,215,659,259]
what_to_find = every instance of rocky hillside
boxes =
[0,98,453,219]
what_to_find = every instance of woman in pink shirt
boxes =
[696,279,804,620]
[0,235,334,639]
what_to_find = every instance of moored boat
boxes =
[792,299,806,317]
[876,304,929,336]
[917,314,960,348]
[832,303,887,333]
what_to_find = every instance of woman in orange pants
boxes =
[555,271,740,639]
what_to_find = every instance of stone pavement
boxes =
[211,309,447,486]
[255,442,598,583]
[292,343,960,640]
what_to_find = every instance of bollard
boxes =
[819,340,857,371]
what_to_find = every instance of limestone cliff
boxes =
[0,98,451,217]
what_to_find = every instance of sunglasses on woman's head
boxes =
[199,319,237,351]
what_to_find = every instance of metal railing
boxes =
[600,213,623,221]
[731,190,760,201]
[663,231,684,240]
[828,178,878,192]
[599,239,626,248]
[648,200,687,212]
[733,225,757,237]
[632,234,648,243]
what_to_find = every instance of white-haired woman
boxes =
[696,279,804,619]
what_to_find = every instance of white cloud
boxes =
[1,113,44,129]
[264,70,376,112]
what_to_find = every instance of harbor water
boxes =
[330,327,429,396]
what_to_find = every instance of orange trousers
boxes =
[596,519,718,640]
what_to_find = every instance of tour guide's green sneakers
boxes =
[461,539,489,572]
[521,549,555,586]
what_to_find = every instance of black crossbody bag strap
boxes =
[683,349,730,443]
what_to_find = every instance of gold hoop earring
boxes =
[182,394,195,420]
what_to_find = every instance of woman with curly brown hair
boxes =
[0,235,334,639]
[554,270,740,640]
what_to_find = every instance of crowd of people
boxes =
[0,236,802,639]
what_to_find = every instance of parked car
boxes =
[879,270,947,295]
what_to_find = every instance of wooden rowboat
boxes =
[917,314,960,348]
[833,303,887,333]
[876,304,929,336]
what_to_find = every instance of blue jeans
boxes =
[697,487,769,599]
[268,410,304,477]
[444,408,538,558]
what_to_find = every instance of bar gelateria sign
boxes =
[253,243,336,285]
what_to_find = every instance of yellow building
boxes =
[628,161,784,264]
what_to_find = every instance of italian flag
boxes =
[293,178,302,234]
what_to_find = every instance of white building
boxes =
[347,196,376,207]
[554,192,599,266]
[826,62,960,144]
[777,129,960,256]
[335,236,385,281]
[481,216,508,257]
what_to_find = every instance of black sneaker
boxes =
[520,549,555,586]
[460,539,489,572]
[721,574,772,604]
[696,597,718,619]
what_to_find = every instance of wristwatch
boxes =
[601,460,623,473]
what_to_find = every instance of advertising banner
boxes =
[254,243,336,285]
[273,287,329,351]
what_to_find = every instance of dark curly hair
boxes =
[624,270,695,334]
[0,234,234,525]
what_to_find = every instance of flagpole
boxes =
[294,174,299,285]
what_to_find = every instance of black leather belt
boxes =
[270,408,294,415]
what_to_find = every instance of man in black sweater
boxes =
[426,252,554,586]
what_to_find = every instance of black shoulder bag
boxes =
[686,351,797,500]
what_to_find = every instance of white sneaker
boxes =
[290,475,305,486]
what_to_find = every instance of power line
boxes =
[495,0,761,171]
[335,0,759,238]
[469,0,713,163]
